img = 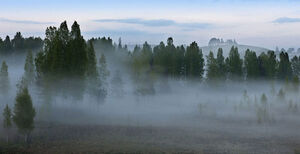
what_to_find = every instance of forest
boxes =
[1,21,300,153]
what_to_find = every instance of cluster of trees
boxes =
[1,21,300,99]
[90,37,115,55]
[35,21,109,100]
[129,37,300,84]
[131,38,205,80]
[0,32,43,55]
[3,82,36,143]
[1,51,36,143]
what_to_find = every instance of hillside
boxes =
[200,38,271,56]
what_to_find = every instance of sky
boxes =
[0,0,300,49]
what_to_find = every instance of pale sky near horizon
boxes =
[0,0,300,49]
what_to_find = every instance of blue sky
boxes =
[1,0,300,49]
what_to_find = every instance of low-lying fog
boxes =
[1,53,300,142]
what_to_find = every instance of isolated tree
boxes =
[3,104,12,143]
[13,85,36,143]
[24,50,35,85]
[0,61,10,95]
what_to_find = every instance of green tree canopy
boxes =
[278,51,292,80]
[206,51,218,81]
[24,50,35,85]
[13,85,36,143]
[0,61,10,95]
[244,49,259,79]
[226,46,243,79]
[185,42,204,79]
[3,104,12,142]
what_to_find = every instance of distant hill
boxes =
[200,38,271,56]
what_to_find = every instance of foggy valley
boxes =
[1,1,300,153]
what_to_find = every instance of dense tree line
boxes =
[131,37,205,80]
[130,37,299,83]
[0,32,43,55]
[2,21,300,98]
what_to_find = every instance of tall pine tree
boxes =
[185,42,204,79]
[226,46,243,80]
[3,104,12,143]
[206,51,218,81]
[0,61,10,95]
[216,48,226,80]
[13,84,36,143]
[278,51,292,80]
[24,50,35,85]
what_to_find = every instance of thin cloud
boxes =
[84,28,167,38]
[0,17,55,25]
[94,18,175,27]
[273,17,300,23]
[93,18,213,29]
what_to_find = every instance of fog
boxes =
[1,47,300,153]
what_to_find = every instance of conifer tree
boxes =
[244,49,259,79]
[86,41,107,100]
[111,70,124,97]
[3,36,12,54]
[216,48,226,80]
[226,46,243,80]
[185,42,204,79]
[24,50,35,85]
[278,51,292,80]
[3,104,12,143]
[86,41,98,78]
[266,51,277,79]
[0,61,10,95]
[206,51,218,81]
[99,53,110,91]
[13,83,36,143]
[291,56,300,77]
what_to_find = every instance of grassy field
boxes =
[1,119,300,154]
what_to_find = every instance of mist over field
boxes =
[1,1,300,153]
[0,29,300,153]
